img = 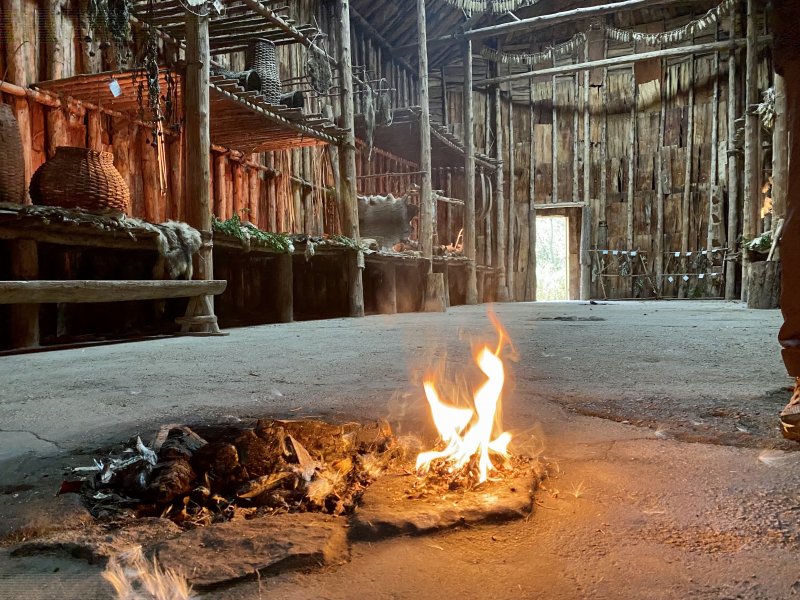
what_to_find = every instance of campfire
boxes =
[414,316,516,488]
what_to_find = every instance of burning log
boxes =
[149,459,196,504]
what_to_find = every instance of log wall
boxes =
[0,0,420,238]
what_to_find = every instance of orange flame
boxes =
[415,326,512,484]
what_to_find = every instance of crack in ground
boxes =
[0,429,64,450]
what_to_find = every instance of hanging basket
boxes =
[247,38,282,104]
[0,103,25,204]
[29,147,131,214]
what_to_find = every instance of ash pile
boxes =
[72,419,395,527]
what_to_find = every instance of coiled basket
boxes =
[29,147,131,214]
[248,38,282,105]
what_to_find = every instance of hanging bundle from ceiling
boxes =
[440,0,541,15]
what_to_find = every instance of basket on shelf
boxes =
[248,38,282,104]
[0,103,25,204]
[29,147,130,214]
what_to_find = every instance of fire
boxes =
[415,328,512,484]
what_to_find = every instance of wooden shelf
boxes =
[33,70,347,152]
[355,107,498,171]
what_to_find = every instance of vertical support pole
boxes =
[656,57,667,296]
[276,252,293,323]
[573,72,581,203]
[725,34,740,299]
[627,56,637,256]
[773,74,788,223]
[417,0,434,266]
[336,0,365,317]
[551,65,559,202]
[440,66,449,128]
[463,40,478,305]
[741,0,759,301]
[526,77,538,301]
[507,82,516,301]
[679,53,695,299]
[581,39,592,300]
[185,9,214,295]
[708,23,721,251]
[494,83,509,301]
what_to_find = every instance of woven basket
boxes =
[248,38,282,104]
[30,147,130,214]
[0,103,25,203]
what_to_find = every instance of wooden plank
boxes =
[0,280,227,304]
[417,0,434,267]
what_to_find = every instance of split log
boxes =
[747,261,781,309]
[149,459,196,503]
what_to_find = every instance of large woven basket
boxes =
[248,38,282,104]
[30,147,130,214]
[0,103,25,203]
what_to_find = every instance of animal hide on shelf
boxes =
[148,221,202,280]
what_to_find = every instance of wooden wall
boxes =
[486,14,773,300]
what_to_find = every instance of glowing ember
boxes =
[415,327,512,484]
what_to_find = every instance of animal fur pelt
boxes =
[147,221,202,280]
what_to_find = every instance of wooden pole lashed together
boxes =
[417,0,434,265]
[724,27,740,300]
[336,0,365,317]
[463,40,478,305]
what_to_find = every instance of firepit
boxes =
[16,317,546,590]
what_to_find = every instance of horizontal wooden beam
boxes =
[0,280,227,304]
[464,0,686,41]
[478,38,758,87]
[534,201,588,210]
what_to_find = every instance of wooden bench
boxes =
[0,279,228,348]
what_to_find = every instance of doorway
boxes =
[536,216,569,301]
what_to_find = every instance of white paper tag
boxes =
[630,251,637,257]
[602,250,608,255]
[683,275,689,282]
[109,79,122,97]
[698,273,705,279]
[702,250,707,255]
[674,252,680,257]
[668,276,674,283]
[612,250,618,255]
[686,252,692,256]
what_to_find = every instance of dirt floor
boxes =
[1,300,799,599]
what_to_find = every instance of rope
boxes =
[441,0,542,14]
[480,0,736,65]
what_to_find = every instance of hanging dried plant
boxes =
[88,0,133,49]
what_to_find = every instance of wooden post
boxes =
[725,40,740,300]
[185,9,212,281]
[741,0,759,301]
[627,56,636,255]
[494,84,509,301]
[708,23,721,251]
[679,53,695,299]
[655,56,667,295]
[9,240,39,348]
[526,77,538,301]
[417,0,434,265]
[581,38,591,300]
[507,82,516,301]
[773,74,788,223]
[336,0,365,317]
[551,63,559,203]
[440,66,449,127]
[276,253,293,322]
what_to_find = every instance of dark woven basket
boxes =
[30,147,130,214]
[248,38,282,104]
[0,103,25,203]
